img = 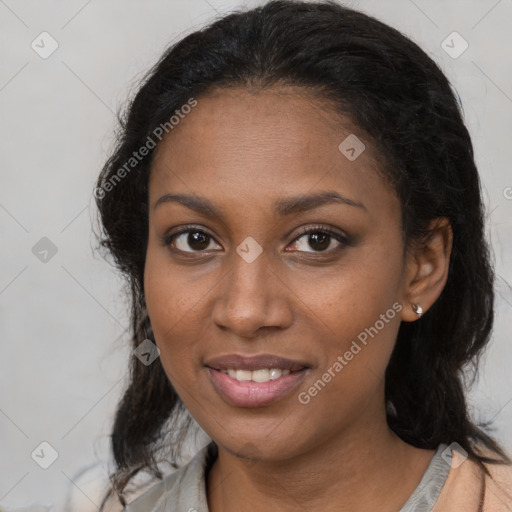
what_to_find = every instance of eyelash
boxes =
[161,224,350,255]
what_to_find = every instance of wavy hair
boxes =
[94,0,511,507]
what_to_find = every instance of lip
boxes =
[204,353,311,372]
[207,367,310,407]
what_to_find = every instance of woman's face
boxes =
[144,86,414,460]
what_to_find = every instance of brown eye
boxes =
[305,232,331,251]
[290,227,348,253]
[164,230,221,252]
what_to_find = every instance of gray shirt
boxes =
[124,442,450,511]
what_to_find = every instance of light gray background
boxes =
[1,0,511,510]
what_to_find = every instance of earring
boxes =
[412,303,423,318]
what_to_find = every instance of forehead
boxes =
[149,86,399,222]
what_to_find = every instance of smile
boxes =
[207,367,309,407]
[219,368,293,382]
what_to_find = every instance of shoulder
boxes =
[433,443,512,512]
[123,442,214,512]
[483,456,512,511]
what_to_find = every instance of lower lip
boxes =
[207,367,308,408]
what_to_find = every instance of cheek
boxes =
[144,234,198,326]
[304,246,402,330]
[301,246,404,383]
[297,280,401,422]
[143,242,220,390]
[144,249,193,367]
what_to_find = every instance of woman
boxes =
[95,1,512,510]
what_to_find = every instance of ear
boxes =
[400,217,453,322]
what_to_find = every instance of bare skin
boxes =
[144,86,453,511]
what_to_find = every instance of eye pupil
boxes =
[189,231,209,250]
[309,232,330,251]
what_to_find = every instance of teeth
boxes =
[252,369,270,382]
[221,368,292,382]
[234,369,252,381]
[270,368,284,380]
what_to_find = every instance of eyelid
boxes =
[291,224,349,244]
[161,225,219,250]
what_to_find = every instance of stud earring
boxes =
[412,303,423,318]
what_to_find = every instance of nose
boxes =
[211,245,293,338]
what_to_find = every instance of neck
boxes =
[206,407,435,512]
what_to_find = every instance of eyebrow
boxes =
[153,190,366,218]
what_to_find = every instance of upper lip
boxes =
[205,353,310,372]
